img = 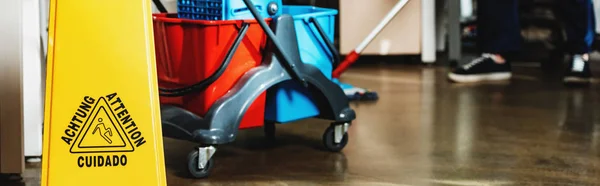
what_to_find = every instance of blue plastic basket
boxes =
[265,5,338,123]
[177,0,282,20]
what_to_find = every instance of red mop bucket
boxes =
[152,13,268,129]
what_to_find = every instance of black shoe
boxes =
[563,54,592,84]
[448,54,512,83]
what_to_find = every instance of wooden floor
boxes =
[5,61,600,185]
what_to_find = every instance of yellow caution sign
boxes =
[41,0,167,185]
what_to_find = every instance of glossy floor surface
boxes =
[5,60,600,185]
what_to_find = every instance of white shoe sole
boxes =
[563,76,591,84]
[448,72,512,83]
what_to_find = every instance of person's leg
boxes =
[562,0,596,84]
[449,0,521,83]
[478,0,522,55]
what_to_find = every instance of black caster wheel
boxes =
[264,121,276,141]
[187,150,214,179]
[323,125,348,152]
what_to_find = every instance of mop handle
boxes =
[355,0,409,53]
[333,0,409,78]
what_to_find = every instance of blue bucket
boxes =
[265,5,338,123]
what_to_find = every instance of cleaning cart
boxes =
[153,0,355,178]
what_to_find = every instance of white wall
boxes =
[40,0,49,57]
[23,0,44,157]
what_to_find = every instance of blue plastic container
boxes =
[177,0,282,20]
[265,6,338,123]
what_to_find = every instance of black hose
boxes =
[152,0,168,13]
[309,17,340,68]
[159,22,250,97]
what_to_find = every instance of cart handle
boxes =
[158,22,250,97]
[308,17,340,68]
[243,0,308,88]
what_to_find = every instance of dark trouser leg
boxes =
[561,0,596,54]
[561,0,595,84]
[478,0,521,56]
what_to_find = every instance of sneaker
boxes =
[448,54,512,83]
[563,54,592,84]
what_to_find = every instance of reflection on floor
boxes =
[5,62,600,185]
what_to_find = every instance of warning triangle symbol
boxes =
[70,97,134,153]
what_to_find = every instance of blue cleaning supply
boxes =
[177,0,282,20]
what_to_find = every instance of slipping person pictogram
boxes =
[92,119,113,144]
[69,97,135,153]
